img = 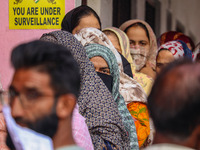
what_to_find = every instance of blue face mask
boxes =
[97,72,113,93]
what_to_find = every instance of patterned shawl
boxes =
[74,27,124,72]
[103,27,133,65]
[40,31,130,150]
[158,40,193,59]
[119,19,158,70]
[85,43,139,149]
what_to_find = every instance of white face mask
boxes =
[3,105,54,150]
[130,46,148,71]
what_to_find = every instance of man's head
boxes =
[9,40,80,138]
[148,59,200,148]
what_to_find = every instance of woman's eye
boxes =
[100,69,110,75]
[130,40,135,46]
[140,42,147,46]
[102,70,109,73]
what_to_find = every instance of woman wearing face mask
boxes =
[85,43,139,150]
[103,27,153,96]
[120,20,158,80]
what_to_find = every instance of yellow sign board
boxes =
[9,0,65,29]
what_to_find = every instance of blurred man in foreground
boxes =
[8,40,83,150]
[146,59,200,150]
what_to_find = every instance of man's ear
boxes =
[56,94,76,119]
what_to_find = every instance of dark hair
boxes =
[11,40,80,98]
[148,58,200,139]
[61,5,101,33]
[124,22,150,41]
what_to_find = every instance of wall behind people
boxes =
[160,0,200,44]
[0,0,75,89]
[87,0,113,29]
[85,0,200,44]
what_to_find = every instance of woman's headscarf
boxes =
[102,27,137,74]
[74,27,124,72]
[61,5,101,33]
[119,19,158,70]
[85,43,139,149]
[158,31,195,51]
[61,7,75,33]
[103,27,133,64]
[40,30,130,149]
[158,40,193,59]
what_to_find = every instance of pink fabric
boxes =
[158,41,185,59]
[72,104,94,150]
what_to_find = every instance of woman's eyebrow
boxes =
[100,67,109,69]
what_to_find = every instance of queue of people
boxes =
[0,4,200,150]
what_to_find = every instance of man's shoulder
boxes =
[56,145,84,150]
